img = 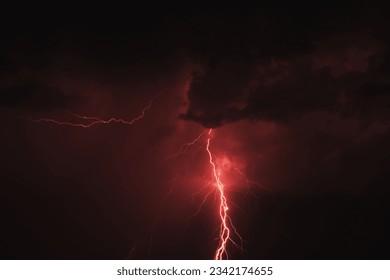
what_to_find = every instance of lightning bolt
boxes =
[163,128,242,259]
[26,93,161,128]
[206,129,241,260]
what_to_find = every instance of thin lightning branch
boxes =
[163,131,206,162]
[26,93,162,128]
[160,130,207,211]
[191,181,212,203]
[189,186,214,219]
[233,167,268,192]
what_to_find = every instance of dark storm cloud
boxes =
[345,82,390,120]
[0,82,80,112]
[181,31,390,127]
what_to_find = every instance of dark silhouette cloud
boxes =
[182,32,389,127]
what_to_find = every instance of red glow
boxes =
[27,93,248,259]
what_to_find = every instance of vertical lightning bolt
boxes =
[165,128,242,259]
[206,128,238,260]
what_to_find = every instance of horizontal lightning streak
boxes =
[26,92,161,128]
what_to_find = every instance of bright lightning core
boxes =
[165,128,247,259]
[206,129,242,260]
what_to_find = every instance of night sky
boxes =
[1,4,389,259]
